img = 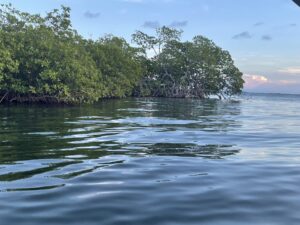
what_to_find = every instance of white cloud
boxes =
[244,74,268,89]
[278,67,300,75]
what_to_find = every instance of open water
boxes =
[1,93,300,225]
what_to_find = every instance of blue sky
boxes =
[2,0,300,94]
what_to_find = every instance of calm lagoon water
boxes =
[1,93,300,225]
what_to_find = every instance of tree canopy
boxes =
[0,4,244,104]
[132,27,244,99]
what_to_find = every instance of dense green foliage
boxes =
[85,36,142,98]
[132,27,244,98]
[0,4,142,103]
[0,4,244,104]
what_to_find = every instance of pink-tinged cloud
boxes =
[243,74,300,94]
[244,74,268,89]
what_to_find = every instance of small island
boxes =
[0,4,244,104]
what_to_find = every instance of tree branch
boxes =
[0,91,9,104]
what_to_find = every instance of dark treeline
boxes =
[0,4,244,104]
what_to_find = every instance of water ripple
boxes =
[1,95,300,224]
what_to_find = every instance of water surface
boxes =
[1,93,300,225]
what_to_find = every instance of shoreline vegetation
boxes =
[0,4,244,104]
